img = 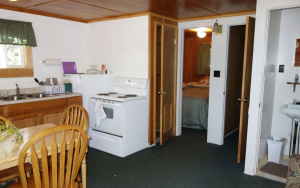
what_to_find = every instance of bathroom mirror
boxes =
[294,38,300,67]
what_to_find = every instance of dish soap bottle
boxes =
[295,73,299,83]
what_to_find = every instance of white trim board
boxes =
[177,15,255,146]
[244,0,300,176]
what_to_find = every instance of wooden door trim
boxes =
[149,13,178,23]
[172,25,178,136]
[153,21,164,145]
[159,22,164,144]
[149,15,178,145]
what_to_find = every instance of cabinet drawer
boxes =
[68,96,82,106]
[88,130,123,157]
[3,98,68,116]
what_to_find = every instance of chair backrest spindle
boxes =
[60,105,89,132]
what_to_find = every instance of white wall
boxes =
[88,16,149,78]
[0,9,88,91]
[259,10,282,162]
[270,8,300,155]
[177,14,255,145]
[245,0,300,176]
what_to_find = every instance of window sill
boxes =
[0,68,34,78]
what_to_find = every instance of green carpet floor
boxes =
[2,128,285,188]
[86,128,284,188]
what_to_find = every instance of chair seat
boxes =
[8,169,79,188]
[0,163,32,182]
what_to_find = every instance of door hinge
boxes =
[259,103,260,108]
[174,39,177,45]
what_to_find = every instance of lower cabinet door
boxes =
[8,112,41,129]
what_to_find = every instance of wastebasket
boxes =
[267,136,286,163]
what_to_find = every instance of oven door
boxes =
[88,98,123,136]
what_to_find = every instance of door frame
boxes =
[152,21,178,144]
[176,19,251,145]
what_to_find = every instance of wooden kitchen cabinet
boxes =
[1,96,82,129]
[40,108,65,125]
[8,112,41,129]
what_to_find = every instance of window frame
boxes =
[0,46,33,78]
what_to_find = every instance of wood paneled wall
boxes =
[183,31,211,83]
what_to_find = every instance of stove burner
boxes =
[109,92,117,94]
[97,93,109,96]
[125,94,137,97]
[117,96,128,98]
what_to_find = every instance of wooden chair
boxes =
[60,105,89,132]
[0,116,32,183]
[8,124,88,188]
[59,105,89,185]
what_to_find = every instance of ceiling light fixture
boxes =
[197,31,206,38]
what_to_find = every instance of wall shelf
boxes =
[62,73,85,78]
[287,82,300,92]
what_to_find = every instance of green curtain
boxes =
[195,44,210,75]
[0,18,37,47]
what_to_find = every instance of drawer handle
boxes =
[92,133,117,142]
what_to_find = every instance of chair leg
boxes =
[76,174,82,187]
[26,172,30,178]
[14,177,18,182]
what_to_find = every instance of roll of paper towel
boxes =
[42,59,61,65]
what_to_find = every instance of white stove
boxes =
[89,92,146,102]
[87,76,149,157]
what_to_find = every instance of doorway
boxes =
[256,7,300,182]
[224,25,246,138]
[224,17,255,163]
[180,28,212,135]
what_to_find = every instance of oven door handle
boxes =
[89,98,123,107]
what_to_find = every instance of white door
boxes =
[207,34,227,145]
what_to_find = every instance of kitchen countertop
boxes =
[0,92,82,105]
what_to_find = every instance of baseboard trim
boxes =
[256,155,268,175]
[224,128,239,138]
[283,155,289,159]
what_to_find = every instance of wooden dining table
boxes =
[0,123,88,188]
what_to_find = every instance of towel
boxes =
[70,75,81,90]
[95,101,107,126]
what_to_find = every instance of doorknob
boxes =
[238,98,250,102]
[158,92,167,95]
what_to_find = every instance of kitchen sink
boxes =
[0,94,28,101]
[0,93,59,101]
[26,93,58,98]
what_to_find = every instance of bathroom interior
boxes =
[258,7,300,182]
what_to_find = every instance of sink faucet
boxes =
[16,83,20,95]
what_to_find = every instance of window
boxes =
[0,44,25,68]
[0,46,33,78]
